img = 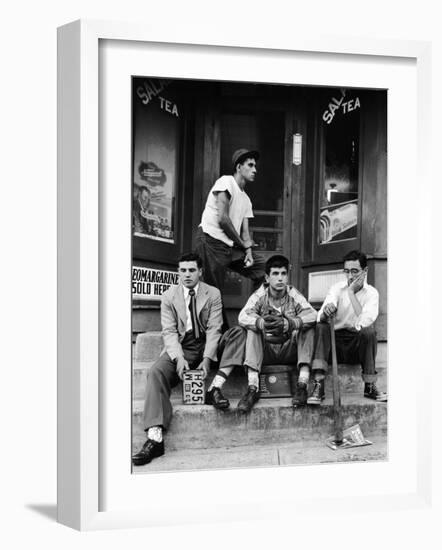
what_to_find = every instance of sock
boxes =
[298,365,310,385]
[208,367,233,390]
[147,426,163,442]
[314,369,325,381]
[247,368,259,389]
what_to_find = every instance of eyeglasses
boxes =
[343,269,362,275]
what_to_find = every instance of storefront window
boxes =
[318,89,360,245]
[132,77,180,244]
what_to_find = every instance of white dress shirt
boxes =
[317,280,379,331]
[182,284,200,333]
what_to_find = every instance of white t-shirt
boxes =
[199,175,254,247]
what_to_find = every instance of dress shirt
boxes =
[182,284,200,333]
[317,280,379,331]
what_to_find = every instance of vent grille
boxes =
[308,269,346,303]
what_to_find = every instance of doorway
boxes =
[219,104,297,310]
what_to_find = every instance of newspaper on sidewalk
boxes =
[326,423,372,450]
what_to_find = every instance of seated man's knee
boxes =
[147,358,167,381]
[222,325,247,343]
[359,325,376,340]
[225,325,247,341]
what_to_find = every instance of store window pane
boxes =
[132,77,180,243]
[318,90,360,244]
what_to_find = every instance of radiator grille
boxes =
[308,269,346,303]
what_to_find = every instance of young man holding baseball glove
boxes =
[206,255,317,413]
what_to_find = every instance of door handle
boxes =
[292,133,302,166]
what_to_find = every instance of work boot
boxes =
[364,382,387,402]
[205,387,230,410]
[292,382,308,408]
[307,379,325,405]
[237,385,259,414]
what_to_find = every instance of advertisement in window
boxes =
[132,78,180,243]
[319,88,360,244]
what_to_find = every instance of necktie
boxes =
[188,289,201,339]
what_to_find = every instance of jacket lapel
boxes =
[174,285,188,330]
[196,283,209,319]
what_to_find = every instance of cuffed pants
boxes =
[218,325,315,373]
[312,322,377,383]
[142,333,205,431]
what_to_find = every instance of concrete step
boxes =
[132,437,387,473]
[132,360,387,401]
[133,331,388,364]
[133,331,163,362]
[132,393,387,452]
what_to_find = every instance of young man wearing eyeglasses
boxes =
[308,250,387,405]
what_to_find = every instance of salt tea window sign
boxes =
[319,89,360,245]
[132,77,180,244]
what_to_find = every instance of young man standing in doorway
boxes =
[195,149,266,326]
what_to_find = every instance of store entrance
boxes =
[219,104,298,310]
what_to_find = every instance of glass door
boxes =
[220,108,293,308]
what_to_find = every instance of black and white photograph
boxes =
[131,76,388,472]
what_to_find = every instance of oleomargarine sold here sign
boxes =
[132,266,179,300]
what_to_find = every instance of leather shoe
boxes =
[237,385,259,414]
[132,438,164,466]
[205,387,230,410]
[292,382,307,408]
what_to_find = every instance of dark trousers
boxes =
[312,322,377,383]
[195,228,266,327]
[142,332,205,431]
[217,325,315,373]
[216,326,248,369]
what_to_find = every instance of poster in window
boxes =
[319,89,360,244]
[132,78,180,244]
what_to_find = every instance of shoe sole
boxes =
[364,394,388,402]
[205,399,230,410]
[132,451,164,467]
[237,404,258,414]
[212,403,230,410]
[306,398,325,405]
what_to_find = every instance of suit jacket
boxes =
[160,281,223,362]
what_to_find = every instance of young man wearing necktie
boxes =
[132,252,223,466]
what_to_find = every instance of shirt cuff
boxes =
[287,316,303,331]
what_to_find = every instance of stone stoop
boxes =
[132,393,387,453]
[133,331,387,400]
[132,330,388,468]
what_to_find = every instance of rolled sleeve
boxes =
[317,287,339,322]
[355,288,379,331]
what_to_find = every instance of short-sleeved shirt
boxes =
[199,175,254,247]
